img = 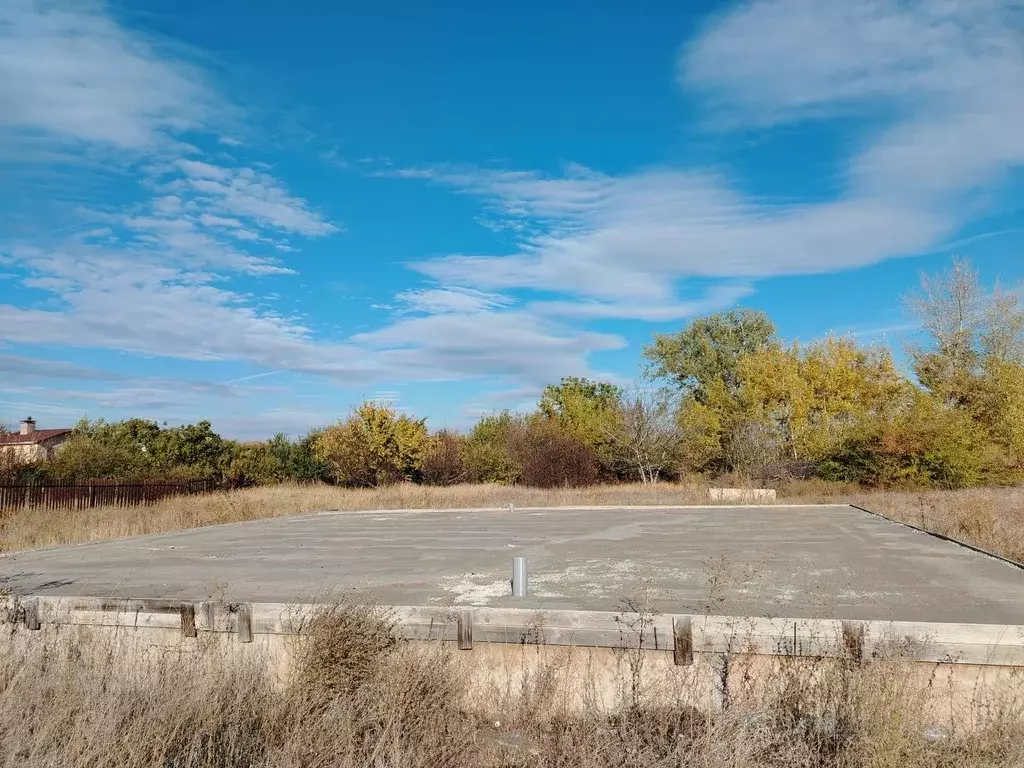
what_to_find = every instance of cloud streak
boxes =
[0,0,219,150]
[402,0,1024,320]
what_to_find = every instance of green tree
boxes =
[225,441,287,486]
[49,417,161,480]
[538,377,623,473]
[462,411,523,485]
[643,309,777,401]
[821,393,993,489]
[287,430,332,483]
[315,403,428,487]
[152,420,231,479]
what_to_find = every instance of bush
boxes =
[315,403,428,487]
[421,430,465,486]
[462,412,523,484]
[820,395,993,489]
[516,419,600,488]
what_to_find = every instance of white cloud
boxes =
[682,0,1018,124]
[121,215,290,276]
[176,160,338,237]
[198,214,245,229]
[0,239,620,392]
[0,354,127,383]
[685,0,1024,200]
[404,0,1024,319]
[352,310,623,387]
[0,0,217,149]
[396,286,513,314]
[414,168,945,301]
[532,283,755,321]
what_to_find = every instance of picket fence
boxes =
[0,479,216,512]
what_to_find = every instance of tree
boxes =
[821,392,993,489]
[49,417,161,480]
[968,359,1024,479]
[225,441,287,487]
[905,256,1024,404]
[643,309,777,401]
[675,378,732,474]
[538,377,623,473]
[604,389,681,484]
[315,403,428,487]
[462,411,523,485]
[282,430,332,483]
[736,337,907,466]
[152,420,231,479]
[517,417,600,488]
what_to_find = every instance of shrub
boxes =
[315,403,428,487]
[421,430,465,486]
[516,418,600,488]
[462,412,523,484]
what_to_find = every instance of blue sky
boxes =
[1,0,1023,438]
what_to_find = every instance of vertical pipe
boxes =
[512,556,528,597]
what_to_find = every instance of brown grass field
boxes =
[2,602,1023,768]
[2,480,1023,563]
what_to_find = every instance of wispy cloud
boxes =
[0,0,220,151]
[395,286,514,315]
[174,159,337,237]
[397,0,1024,321]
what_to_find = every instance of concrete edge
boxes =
[847,504,1024,572]
[5,595,1024,667]
[315,503,852,516]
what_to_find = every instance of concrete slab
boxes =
[2,504,1024,624]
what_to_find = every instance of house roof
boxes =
[0,428,72,446]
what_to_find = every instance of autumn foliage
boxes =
[6,257,1023,491]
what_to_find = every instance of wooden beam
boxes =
[236,604,253,643]
[673,616,693,666]
[458,609,474,650]
[23,600,41,631]
[180,604,197,638]
[841,620,865,664]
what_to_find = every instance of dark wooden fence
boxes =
[0,479,216,512]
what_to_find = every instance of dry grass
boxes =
[781,481,1024,564]
[0,482,714,552]
[2,602,1022,767]
[4,481,1024,562]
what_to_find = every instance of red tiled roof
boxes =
[0,428,72,445]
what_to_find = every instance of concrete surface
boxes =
[3,504,1024,623]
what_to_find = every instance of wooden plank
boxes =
[236,603,253,643]
[24,600,41,631]
[457,609,474,650]
[842,620,865,664]
[180,604,197,638]
[15,596,1024,666]
[673,616,693,666]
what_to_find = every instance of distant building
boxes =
[0,418,72,462]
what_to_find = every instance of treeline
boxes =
[4,258,1022,490]
[0,418,330,487]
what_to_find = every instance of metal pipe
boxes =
[511,556,528,597]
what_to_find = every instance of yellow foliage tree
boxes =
[737,337,907,465]
[315,403,428,487]
[538,377,623,473]
[969,359,1024,479]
